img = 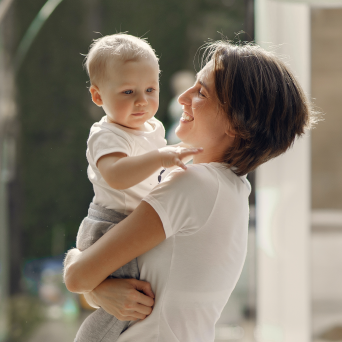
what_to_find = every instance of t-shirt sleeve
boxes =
[87,127,133,166]
[152,117,167,145]
[143,166,218,238]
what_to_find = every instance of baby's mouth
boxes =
[181,112,194,122]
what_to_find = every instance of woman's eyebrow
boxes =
[199,80,209,92]
[195,73,209,92]
[196,73,210,93]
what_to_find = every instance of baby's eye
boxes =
[146,88,154,93]
[124,90,133,95]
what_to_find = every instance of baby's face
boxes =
[97,57,159,130]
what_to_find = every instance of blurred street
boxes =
[25,226,342,342]
[26,314,88,342]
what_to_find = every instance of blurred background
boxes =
[0,0,341,341]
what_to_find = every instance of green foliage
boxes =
[14,0,245,260]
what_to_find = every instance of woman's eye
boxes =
[146,88,154,93]
[198,90,205,97]
[124,90,133,94]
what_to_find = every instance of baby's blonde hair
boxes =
[84,33,159,86]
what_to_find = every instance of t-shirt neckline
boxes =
[198,162,247,179]
[101,116,157,136]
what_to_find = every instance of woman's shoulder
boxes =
[159,164,220,201]
[167,163,218,183]
[166,162,238,182]
[165,163,251,197]
[145,164,221,237]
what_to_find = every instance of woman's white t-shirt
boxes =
[117,163,251,342]
[87,116,167,214]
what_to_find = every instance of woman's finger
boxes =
[135,290,155,307]
[130,279,155,299]
[127,312,147,320]
[117,314,143,321]
[120,309,148,321]
[131,303,153,316]
[126,316,145,321]
[119,316,139,321]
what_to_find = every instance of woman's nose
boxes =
[178,88,192,106]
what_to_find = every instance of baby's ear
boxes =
[90,85,103,106]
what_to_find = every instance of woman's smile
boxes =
[175,63,235,164]
[180,111,194,122]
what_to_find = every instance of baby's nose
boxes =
[135,94,148,106]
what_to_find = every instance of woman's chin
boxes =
[175,124,186,142]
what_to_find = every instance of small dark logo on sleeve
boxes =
[158,169,166,183]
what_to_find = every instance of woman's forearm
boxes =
[64,201,165,293]
[83,292,100,309]
[63,248,85,293]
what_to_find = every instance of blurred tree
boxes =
[12,0,246,263]
[14,0,94,261]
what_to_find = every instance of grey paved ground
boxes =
[26,312,90,342]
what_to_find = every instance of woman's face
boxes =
[176,62,234,163]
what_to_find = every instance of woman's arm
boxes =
[64,201,166,293]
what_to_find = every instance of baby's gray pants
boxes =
[74,202,139,342]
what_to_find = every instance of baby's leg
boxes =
[74,204,139,342]
[75,308,130,342]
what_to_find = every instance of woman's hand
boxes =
[89,278,155,321]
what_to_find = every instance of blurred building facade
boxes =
[311,8,342,210]
[311,7,342,339]
[256,1,342,342]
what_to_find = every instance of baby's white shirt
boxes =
[87,116,167,214]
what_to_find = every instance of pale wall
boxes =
[311,8,342,209]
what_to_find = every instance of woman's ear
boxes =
[90,85,103,106]
[225,123,236,138]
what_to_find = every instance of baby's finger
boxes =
[180,148,203,158]
[175,158,187,170]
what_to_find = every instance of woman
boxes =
[65,41,315,341]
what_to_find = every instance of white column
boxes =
[254,1,311,342]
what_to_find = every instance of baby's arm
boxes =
[97,146,202,190]
[170,142,194,164]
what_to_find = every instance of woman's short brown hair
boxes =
[203,41,318,176]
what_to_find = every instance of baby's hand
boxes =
[158,146,203,170]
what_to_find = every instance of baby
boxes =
[71,34,201,342]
